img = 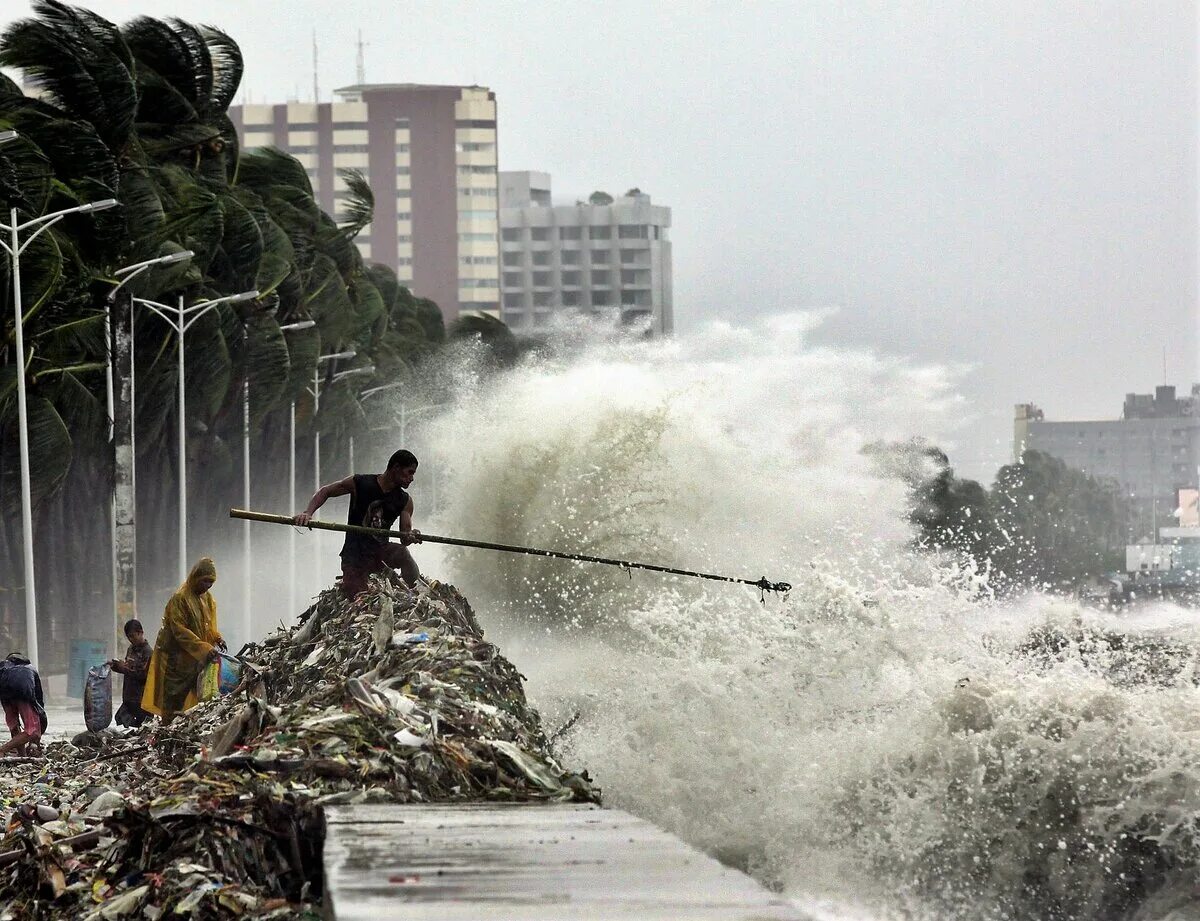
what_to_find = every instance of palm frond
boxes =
[335,167,373,238]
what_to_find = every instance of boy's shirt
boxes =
[113,642,152,706]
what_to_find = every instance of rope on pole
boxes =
[229,508,791,596]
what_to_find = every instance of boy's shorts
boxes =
[3,699,43,741]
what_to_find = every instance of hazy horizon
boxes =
[3,0,1195,483]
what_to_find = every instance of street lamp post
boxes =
[350,381,405,473]
[106,250,194,656]
[256,319,312,628]
[133,289,259,582]
[0,188,118,666]
[296,350,356,607]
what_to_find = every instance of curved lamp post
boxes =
[0,178,118,666]
[105,250,194,655]
[132,289,259,581]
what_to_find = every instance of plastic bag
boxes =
[196,654,242,702]
[83,663,112,732]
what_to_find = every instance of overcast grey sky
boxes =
[4,1,1196,480]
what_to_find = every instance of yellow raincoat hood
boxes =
[142,557,223,717]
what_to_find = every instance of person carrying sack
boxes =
[142,557,226,723]
[0,652,47,757]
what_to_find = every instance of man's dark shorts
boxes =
[341,543,414,596]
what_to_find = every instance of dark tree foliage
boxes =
[870,440,1127,595]
[0,2,489,663]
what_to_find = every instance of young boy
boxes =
[110,619,152,728]
[0,653,47,757]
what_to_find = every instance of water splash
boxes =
[422,315,1200,920]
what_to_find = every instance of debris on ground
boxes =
[0,575,597,918]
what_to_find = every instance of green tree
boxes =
[0,2,458,662]
[988,450,1126,591]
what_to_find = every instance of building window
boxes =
[463,187,497,197]
[396,189,411,198]
[460,278,495,288]
[533,291,553,307]
[457,165,495,175]
[561,250,580,265]
[621,269,645,285]
[590,250,611,264]
[396,166,410,175]
[456,142,495,152]
[559,226,582,240]
[288,122,319,131]
[459,210,496,220]
[591,270,610,286]
[530,227,551,242]
[503,292,524,308]
[455,119,496,129]
[618,224,649,239]
[501,228,522,242]
[460,232,496,242]
[395,117,410,128]
[591,290,611,306]
[332,121,366,129]
[620,249,646,263]
[461,255,498,265]
[397,257,413,266]
[532,251,551,266]
[503,272,523,287]
[562,291,580,306]
[502,252,522,267]
[397,212,412,221]
[532,272,551,287]
[397,235,412,243]
[334,144,370,153]
[588,226,612,240]
[621,290,638,305]
[561,271,581,286]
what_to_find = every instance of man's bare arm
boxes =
[399,495,422,544]
[294,476,355,526]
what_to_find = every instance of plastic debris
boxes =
[0,575,596,918]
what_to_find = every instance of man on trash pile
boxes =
[143,557,226,723]
[110,618,152,727]
[294,448,423,596]
[0,652,47,757]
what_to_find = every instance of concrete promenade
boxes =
[324,802,812,920]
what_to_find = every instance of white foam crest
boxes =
[420,314,1200,920]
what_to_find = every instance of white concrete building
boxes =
[499,173,673,334]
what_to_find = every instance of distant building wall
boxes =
[231,84,500,323]
[1015,385,1200,538]
[499,172,673,335]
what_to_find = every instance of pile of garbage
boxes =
[0,575,597,919]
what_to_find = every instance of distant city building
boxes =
[499,172,673,334]
[230,84,500,322]
[1015,385,1200,538]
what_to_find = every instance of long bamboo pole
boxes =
[229,508,791,594]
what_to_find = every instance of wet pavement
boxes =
[323,803,812,920]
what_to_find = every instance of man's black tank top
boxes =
[340,474,410,563]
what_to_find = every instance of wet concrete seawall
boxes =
[323,803,812,920]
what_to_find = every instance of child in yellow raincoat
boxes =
[142,557,226,721]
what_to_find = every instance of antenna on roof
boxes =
[312,30,320,102]
[355,29,368,84]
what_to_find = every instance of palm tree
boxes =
[0,2,454,665]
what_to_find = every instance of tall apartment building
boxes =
[499,172,673,335]
[1015,385,1200,537]
[230,84,500,322]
